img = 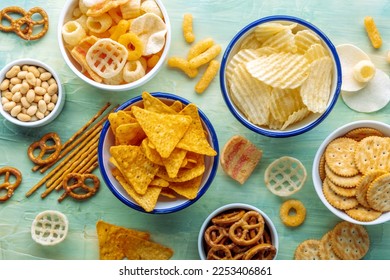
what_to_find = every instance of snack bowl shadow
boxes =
[0,58,65,128]
[312,120,390,225]
[57,0,171,92]
[220,15,342,138]
[98,92,219,214]
[198,203,279,260]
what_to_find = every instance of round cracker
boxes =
[355,170,386,208]
[345,205,382,222]
[331,221,370,260]
[294,239,321,260]
[318,230,340,260]
[344,127,384,142]
[327,178,356,197]
[325,163,361,188]
[366,173,390,212]
[323,178,359,210]
[319,153,326,182]
[325,137,359,177]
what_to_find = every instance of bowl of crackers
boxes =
[313,120,390,225]
[198,203,279,260]
[220,15,342,137]
[0,58,65,128]
[98,91,219,214]
[57,0,171,91]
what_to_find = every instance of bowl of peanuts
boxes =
[198,203,278,260]
[57,0,171,92]
[0,58,64,127]
[313,120,390,225]
[220,15,342,137]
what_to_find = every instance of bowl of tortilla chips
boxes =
[98,91,219,214]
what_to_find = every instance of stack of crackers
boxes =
[319,127,390,222]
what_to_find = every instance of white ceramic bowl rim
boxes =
[197,203,279,260]
[0,58,64,127]
[98,92,219,214]
[312,120,390,225]
[220,15,342,138]
[57,0,171,92]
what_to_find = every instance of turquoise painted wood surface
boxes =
[0,0,389,260]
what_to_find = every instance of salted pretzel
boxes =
[58,173,100,202]
[228,210,265,246]
[0,6,49,40]
[242,243,277,260]
[211,209,245,226]
[206,244,232,260]
[28,132,62,166]
[204,225,229,248]
[0,167,22,202]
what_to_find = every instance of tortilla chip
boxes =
[169,175,203,199]
[110,145,159,195]
[161,148,188,178]
[140,138,164,165]
[160,188,177,199]
[108,110,136,136]
[96,220,150,260]
[142,91,177,114]
[114,171,162,212]
[177,104,217,156]
[170,100,183,112]
[132,106,192,158]
[150,177,170,188]
[122,234,174,260]
[116,123,146,145]
[157,154,205,182]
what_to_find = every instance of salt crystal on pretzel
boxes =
[130,12,167,56]
[86,38,128,79]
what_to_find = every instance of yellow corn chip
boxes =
[108,110,136,136]
[115,122,146,145]
[142,91,177,114]
[157,153,205,182]
[140,138,164,165]
[176,103,217,156]
[122,234,174,260]
[132,106,192,158]
[161,148,188,178]
[168,175,202,200]
[110,145,159,195]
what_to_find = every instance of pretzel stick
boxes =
[79,155,98,174]
[42,141,98,198]
[25,130,100,197]
[53,148,98,191]
[32,103,111,172]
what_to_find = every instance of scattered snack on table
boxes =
[61,0,168,85]
[27,132,62,166]
[182,13,195,43]
[0,6,49,40]
[364,16,382,49]
[195,59,220,94]
[225,21,334,130]
[353,60,375,83]
[279,199,306,227]
[58,172,100,202]
[203,209,277,260]
[319,128,390,222]
[31,210,69,246]
[96,220,173,260]
[294,239,321,260]
[295,221,370,260]
[1,63,60,123]
[220,135,262,184]
[0,166,22,202]
[107,92,217,212]
[264,156,306,196]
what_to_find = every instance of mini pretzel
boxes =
[12,7,49,40]
[0,167,22,202]
[28,132,62,166]
[242,243,277,260]
[58,173,100,202]
[204,225,229,248]
[206,244,232,260]
[211,209,245,226]
[228,210,265,246]
[0,6,27,32]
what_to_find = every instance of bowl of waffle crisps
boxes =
[98,91,219,214]
[198,203,279,260]
[220,15,342,137]
[58,0,171,91]
[0,58,65,128]
[313,120,390,225]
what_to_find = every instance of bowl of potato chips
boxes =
[220,15,342,137]
[313,120,390,225]
[98,91,219,214]
[58,0,171,91]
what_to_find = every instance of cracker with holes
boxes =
[344,127,384,141]
[324,137,359,177]
[366,173,390,212]
[294,239,321,260]
[331,221,370,260]
[322,178,358,210]
[324,163,361,188]
[345,205,382,222]
[354,136,390,175]
[318,231,340,260]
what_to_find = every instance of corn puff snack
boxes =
[364,16,382,49]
